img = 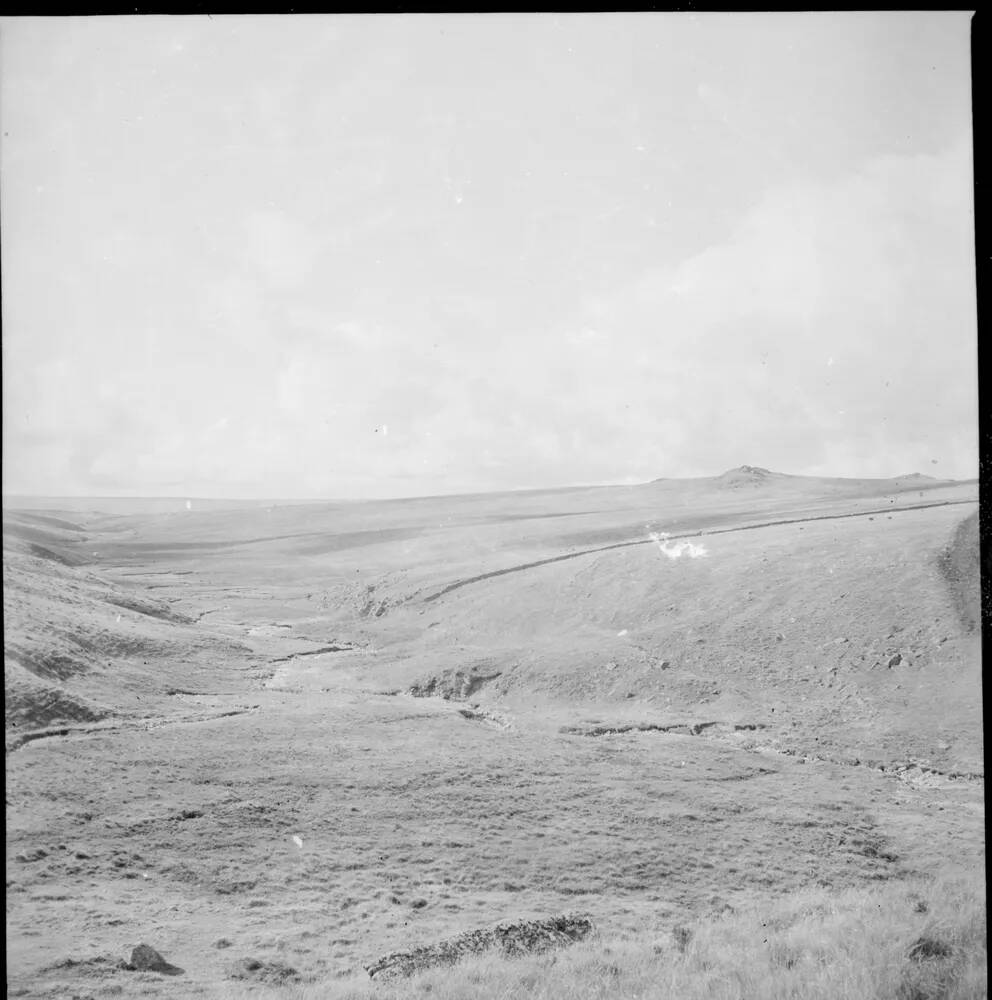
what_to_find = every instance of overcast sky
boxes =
[1,13,978,498]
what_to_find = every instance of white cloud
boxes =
[1,17,975,496]
[556,139,977,479]
[243,210,319,291]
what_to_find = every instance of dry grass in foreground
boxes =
[231,871,985,1000]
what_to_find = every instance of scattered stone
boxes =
[126,944,184,976]
[228,957,300,984]
[215,878,257,895]
[15,847,48,863]
[366,914,594,979]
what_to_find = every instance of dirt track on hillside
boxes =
[422,497,978,602]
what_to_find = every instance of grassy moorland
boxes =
[4,469,983,998]
[301,870,986,1000]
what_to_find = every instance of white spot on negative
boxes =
[648,530,708,560]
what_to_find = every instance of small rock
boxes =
[411,898,428,909]
[231,957,264,976]
[886,653,902,668]
[127,944,184,976]
[228,957,300,983]
[214,938,233,949]
[15,848,48,863]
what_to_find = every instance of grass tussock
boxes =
[231,871,985,1000]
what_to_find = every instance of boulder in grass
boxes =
[126,944,184,976]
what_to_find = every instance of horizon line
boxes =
[1,468,969,507]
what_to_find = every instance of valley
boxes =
[4,468,984,998]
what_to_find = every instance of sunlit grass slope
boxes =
[255,871,986,1000]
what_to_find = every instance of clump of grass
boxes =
[226,870,985,1000]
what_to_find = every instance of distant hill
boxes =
[714,465,784,487]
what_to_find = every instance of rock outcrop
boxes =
[409,665,502,701]
[365,914,594,979]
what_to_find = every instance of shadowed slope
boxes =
[3,518,253,732]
